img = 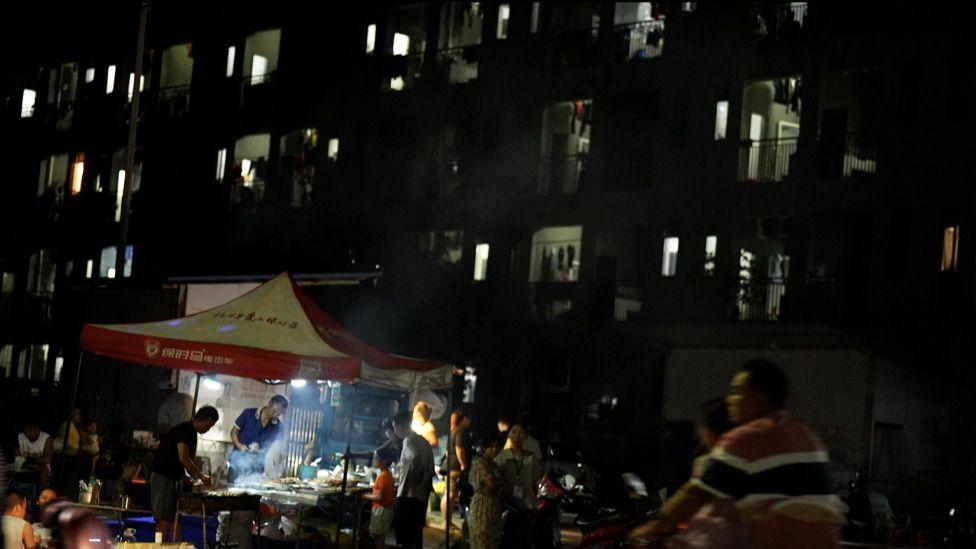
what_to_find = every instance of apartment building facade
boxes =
[1,2,973,506]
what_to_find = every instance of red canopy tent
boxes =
[79,271,454,390]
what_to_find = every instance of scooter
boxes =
[538,466,658,547]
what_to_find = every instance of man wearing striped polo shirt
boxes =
[630,358,845,548]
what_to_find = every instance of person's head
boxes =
[478,433,502,460]
[413,401,432,423]
[24,420,41,442]
[697,397,733,450]
[727,358,789,425]
[268,395,289,420]
[373,446,398,470]
[38,489,57,509]
[4,490,27,519]
[392,411,413,439]
[70,408,82,424]
[508,423,527,450]
[192,406,220,434]
[158,381,176,394]
[496,415,510,434]
[81,418,97,436]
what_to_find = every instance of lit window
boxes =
[392,33,410,56]
[85,68,95,83]
[473,243,490,281]
[106,65,117,94]
[127,73,145,101]
[216,148,227,181]
[366,24,377,54]
[327,138,339,162]
[85,260,94,279]
[682,2,698,12]
[662,237,679,277]
[70,154,85,195]
[100,245,133,278]
[531,2,541,33]
[20,89,36,118]
[115,170,126,221]
[389,77,405,91]
[704,235,718,275]
[497,4,511,39]
[226,46,236,77]
[714,100,728,140]
[941,226,960,272]
[530,226,582,282]
[250,54,269,84]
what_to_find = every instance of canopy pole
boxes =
[334,383,359,549]
[191,372,202,411]
[445,373,458,549]
[57,350,85,485]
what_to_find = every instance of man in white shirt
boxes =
[391,411,434,549]
[15,422,53,487]
[157,382,194,436]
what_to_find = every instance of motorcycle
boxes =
[538,456,658,547]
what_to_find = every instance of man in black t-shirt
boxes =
[150,406,219,541]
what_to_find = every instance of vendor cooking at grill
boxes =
[150,406,219,542]
[228,395,288,482]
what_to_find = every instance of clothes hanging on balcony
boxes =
[773,78,801,113]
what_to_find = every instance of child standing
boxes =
[364,447,397,549]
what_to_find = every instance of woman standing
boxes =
[467,434,503,549]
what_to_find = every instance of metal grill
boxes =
[284,407,323,477]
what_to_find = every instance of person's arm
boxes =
[23,521,38,549]
[230,426,248,452]
[627,481,717,541]
[177,442,211,487]
[40,436,54,465]
[423,429,438,449]
[455,439,468,471]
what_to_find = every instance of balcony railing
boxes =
[538,154,588,195]
[437,47,479,84]
[245,71,277,86]
[738,137,798,182]
[612,20,665,63]
[157,86,191,119]
[734,278,787,321]
[614,285,643,321]
[816,132,878,178]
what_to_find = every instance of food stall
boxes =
[71,272,456,547]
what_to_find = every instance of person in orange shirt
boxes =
[364,447,398,549]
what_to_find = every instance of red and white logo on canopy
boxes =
[144,339,161,359]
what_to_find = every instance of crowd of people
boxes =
[1,358,846,549]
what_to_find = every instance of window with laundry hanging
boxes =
[529,226,582,283]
